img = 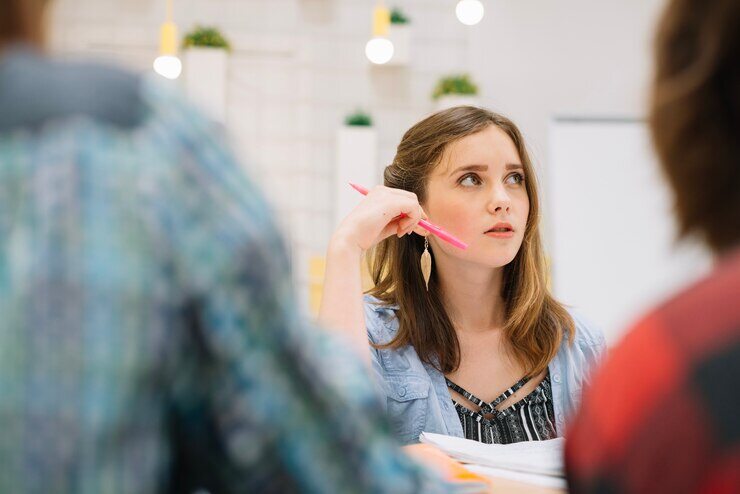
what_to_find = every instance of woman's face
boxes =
[423,125,530,269]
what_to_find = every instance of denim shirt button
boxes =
[398,386,407,397]
[553,374,561,383]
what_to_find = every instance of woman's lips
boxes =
[484,222,514,238]
[484,230,515,239]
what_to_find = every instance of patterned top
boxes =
[447,373,557,444]
[565,248,740,494]
[0,47,447,494]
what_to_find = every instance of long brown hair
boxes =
[649,0,740,254]
[0,0,47,48]
[368,106,574,377]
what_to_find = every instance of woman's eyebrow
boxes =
[447,163,524,177]
[447,164,488,177]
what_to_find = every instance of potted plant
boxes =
[183,26,231,51]
[387,6,411,66]
[432,73,480,110]
[344,109,373,127]
[335,109,378,226]
[182,26,231,121]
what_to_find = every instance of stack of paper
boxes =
[419,432,567,490]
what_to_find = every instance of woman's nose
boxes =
[487,188,511,214]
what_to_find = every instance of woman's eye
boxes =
[505,173,525,185]
[459,174,482,186]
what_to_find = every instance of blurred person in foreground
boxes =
[0,0,450,492]
[565,0,740,492]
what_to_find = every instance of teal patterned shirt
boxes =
[0,47,448,494]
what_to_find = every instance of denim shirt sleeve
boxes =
[551,310,607,435]
[363,296,436,445]
[575,311,608,381]
[364,297,394,412]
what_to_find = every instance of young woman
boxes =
[319,106,605,445]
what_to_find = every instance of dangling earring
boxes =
[420,237,432,291]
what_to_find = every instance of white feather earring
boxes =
[420,237,432,291]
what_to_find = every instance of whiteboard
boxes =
[547,118,711,345]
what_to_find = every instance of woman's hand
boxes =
[331,185,426,253]
[319,186,426,366]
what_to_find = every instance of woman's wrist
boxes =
[327,232,363,259]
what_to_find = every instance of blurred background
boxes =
[44,0,711,344]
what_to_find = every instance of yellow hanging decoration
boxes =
[159,21,178,56]
[372,3,391,37]
[159,0,177,56]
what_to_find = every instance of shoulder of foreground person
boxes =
[0,46,145,132]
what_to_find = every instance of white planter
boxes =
[334,126,378,227]
[434,94,480,111]
[184,47,228,122]
[386,25,410,66]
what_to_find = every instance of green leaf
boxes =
[344,109,373,127]
[390,7,410,24]
[431,74,479,100]
[183,25,231,50]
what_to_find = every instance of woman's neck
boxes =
[434,252,506,334]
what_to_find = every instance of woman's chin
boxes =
[463,253,519,269]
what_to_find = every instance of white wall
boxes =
[469,0,667,161]
[548,119,710,344]
[46,0,680,320]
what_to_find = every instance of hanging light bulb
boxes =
[366,1,394,65]
[365,37,394,64]
[153,53,182,80]
[456,0,485,26]
[153,0,182,79]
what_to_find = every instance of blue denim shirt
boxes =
[364,295,607,445]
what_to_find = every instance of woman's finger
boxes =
[396,216,416,235]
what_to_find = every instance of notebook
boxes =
[419,432,568,490]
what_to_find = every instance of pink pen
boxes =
[349,182,468,250]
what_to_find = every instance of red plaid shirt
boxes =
[566,248,740,494]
